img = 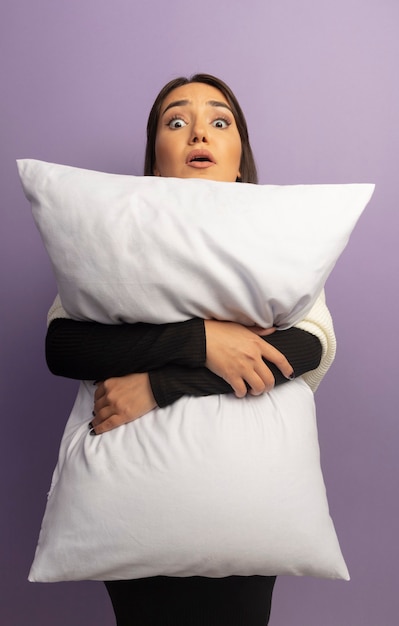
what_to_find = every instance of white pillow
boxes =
[18,160,374,583]
[29,379,349,582]
[17,159,374,329]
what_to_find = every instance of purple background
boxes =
[1,1,398,624]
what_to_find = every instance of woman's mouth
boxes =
[186,150,216,169]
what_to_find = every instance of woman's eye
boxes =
[168,117,187,129]
[212,118,230,129]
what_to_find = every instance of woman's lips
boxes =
[186,149,216,169]
[187,160,215,169]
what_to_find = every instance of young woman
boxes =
[46,74,335,625]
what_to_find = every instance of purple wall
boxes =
[1,1,398,624]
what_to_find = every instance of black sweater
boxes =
[46,318,322,407]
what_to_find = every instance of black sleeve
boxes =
[46,317,206,380]
[150,328,322,407]
[46,317,321,407]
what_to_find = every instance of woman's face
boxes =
[153,82,242,182]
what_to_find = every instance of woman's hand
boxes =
[204,320,294,398]
[90,373,157,435]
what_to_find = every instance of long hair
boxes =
[144,73,258,184]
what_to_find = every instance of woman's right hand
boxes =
[91,373,157,435]
[204,320,294,398]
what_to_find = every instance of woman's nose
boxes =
[189,120,208,144]
[192,135,207,143]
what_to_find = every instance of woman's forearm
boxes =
[46,315,321,408]
[151,328,322,407]
[46,317,206,380]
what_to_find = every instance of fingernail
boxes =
[89,428,97,436]
[88,421,93,430]
[92,411,96,417]
[288,372,295,380]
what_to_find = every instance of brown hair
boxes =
[144,73,258,184]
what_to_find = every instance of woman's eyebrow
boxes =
[161,99,233,116]
[161,100,189,116]
[207,100,233,113]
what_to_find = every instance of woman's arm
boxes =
[90,326,322,434]
[46,295,330,436]
[46,316,206,379]
[46,293,324,394]
[150,327,322,407]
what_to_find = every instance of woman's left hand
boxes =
[90,373,157,435]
